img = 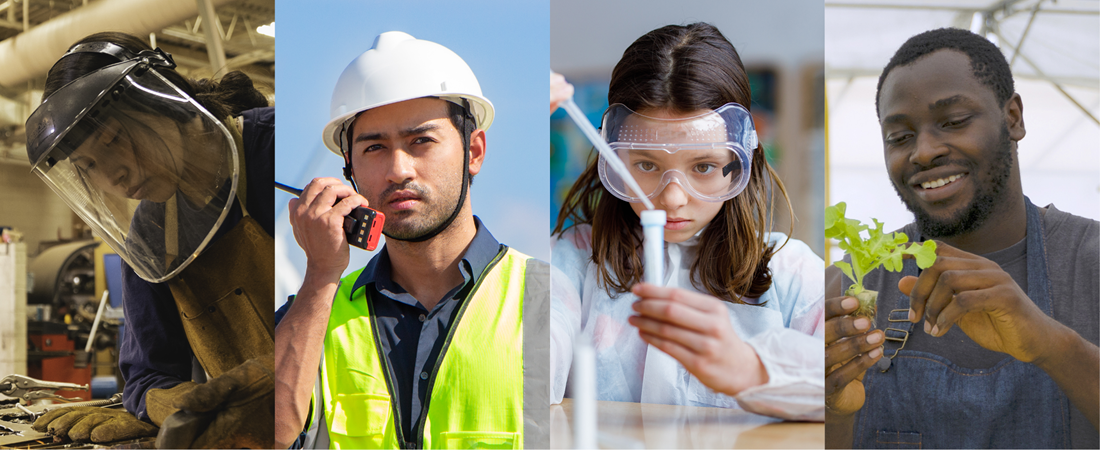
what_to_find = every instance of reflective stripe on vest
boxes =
[322,246,528,449]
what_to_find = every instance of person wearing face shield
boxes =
[549,23,825,421]
[24,33,274,448]
[273,31,549,449]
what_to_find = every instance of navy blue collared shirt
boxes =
[276,216,503,440]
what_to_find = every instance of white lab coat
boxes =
[550,224,825,421]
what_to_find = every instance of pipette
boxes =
[557,96,605,443]
[557,94,667,283]
[557,77,667,450]
[558,97,655,211]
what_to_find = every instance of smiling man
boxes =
[273,32,548,449]
[824,28,1099,448]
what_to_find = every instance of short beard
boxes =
[894,126,1014,238]
[378,177,462,241]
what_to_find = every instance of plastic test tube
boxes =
[572,334,596,449]
[641,209,666,285]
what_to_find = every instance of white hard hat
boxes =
[322,31,495,155]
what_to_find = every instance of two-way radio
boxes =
[275,181,385,251]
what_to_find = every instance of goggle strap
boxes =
[723,161,737,177]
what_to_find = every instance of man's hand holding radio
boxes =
[288,177,372,284]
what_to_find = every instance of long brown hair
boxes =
[553,23,792,303]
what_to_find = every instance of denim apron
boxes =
[847,198,1071,448]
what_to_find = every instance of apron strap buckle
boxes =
[879,309,914,372]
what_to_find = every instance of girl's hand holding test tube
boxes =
[554,70,767,398]
[628,283,770,396]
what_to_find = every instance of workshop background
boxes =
[0,0,273,412]
[824,0,1100,263]
[550,0,827,259]
[273,0,551,309]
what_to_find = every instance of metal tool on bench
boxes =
[0,393,123,446]
[0,375,88,404]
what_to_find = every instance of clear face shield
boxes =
[25,48,238,282]
[598,103,758,203]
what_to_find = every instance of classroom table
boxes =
[551,399,824,449]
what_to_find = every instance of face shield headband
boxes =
[597,102,758,203]
[338,97,472,243]
[25,45,239,282]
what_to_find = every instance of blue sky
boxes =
[274,0,550,304]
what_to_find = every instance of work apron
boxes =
[849,198,1071,448]
[165,120,274,378]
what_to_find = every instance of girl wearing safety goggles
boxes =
[550,23,824,420]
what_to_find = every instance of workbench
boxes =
[551,399,824,449]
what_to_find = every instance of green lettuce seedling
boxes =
[825,202,938,321]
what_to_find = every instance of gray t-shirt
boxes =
[898,231,1025,370]
[830,204,1099,448]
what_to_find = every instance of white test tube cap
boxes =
[640,209,666,225]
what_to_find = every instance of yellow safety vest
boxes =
[321,246,529,449]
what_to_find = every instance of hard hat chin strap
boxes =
[339,120,360,193]
[340,99,472,243]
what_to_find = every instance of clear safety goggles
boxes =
[597,103,757,203]
[25,46,238,282]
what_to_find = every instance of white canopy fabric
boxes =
[824,0,1099,263]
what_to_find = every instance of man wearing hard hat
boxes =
[273,31,549,449]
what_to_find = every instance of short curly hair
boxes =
[875,27,1014,117]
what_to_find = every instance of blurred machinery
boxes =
[24,240,123,402]
[0,240,130,447]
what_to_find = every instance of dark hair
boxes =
[447,100,478,185]
[553,22,792,303]
[345,99,476,185]
[447,100,477,141]
[43,32,268,119]
[875,27,1014,117]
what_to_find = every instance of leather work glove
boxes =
[153,355,275,449]
[32,406,158,443]
[146,381,199,426]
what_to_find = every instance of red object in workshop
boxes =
[27,323,91,401]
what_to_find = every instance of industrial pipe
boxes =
[0,0,233,88]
